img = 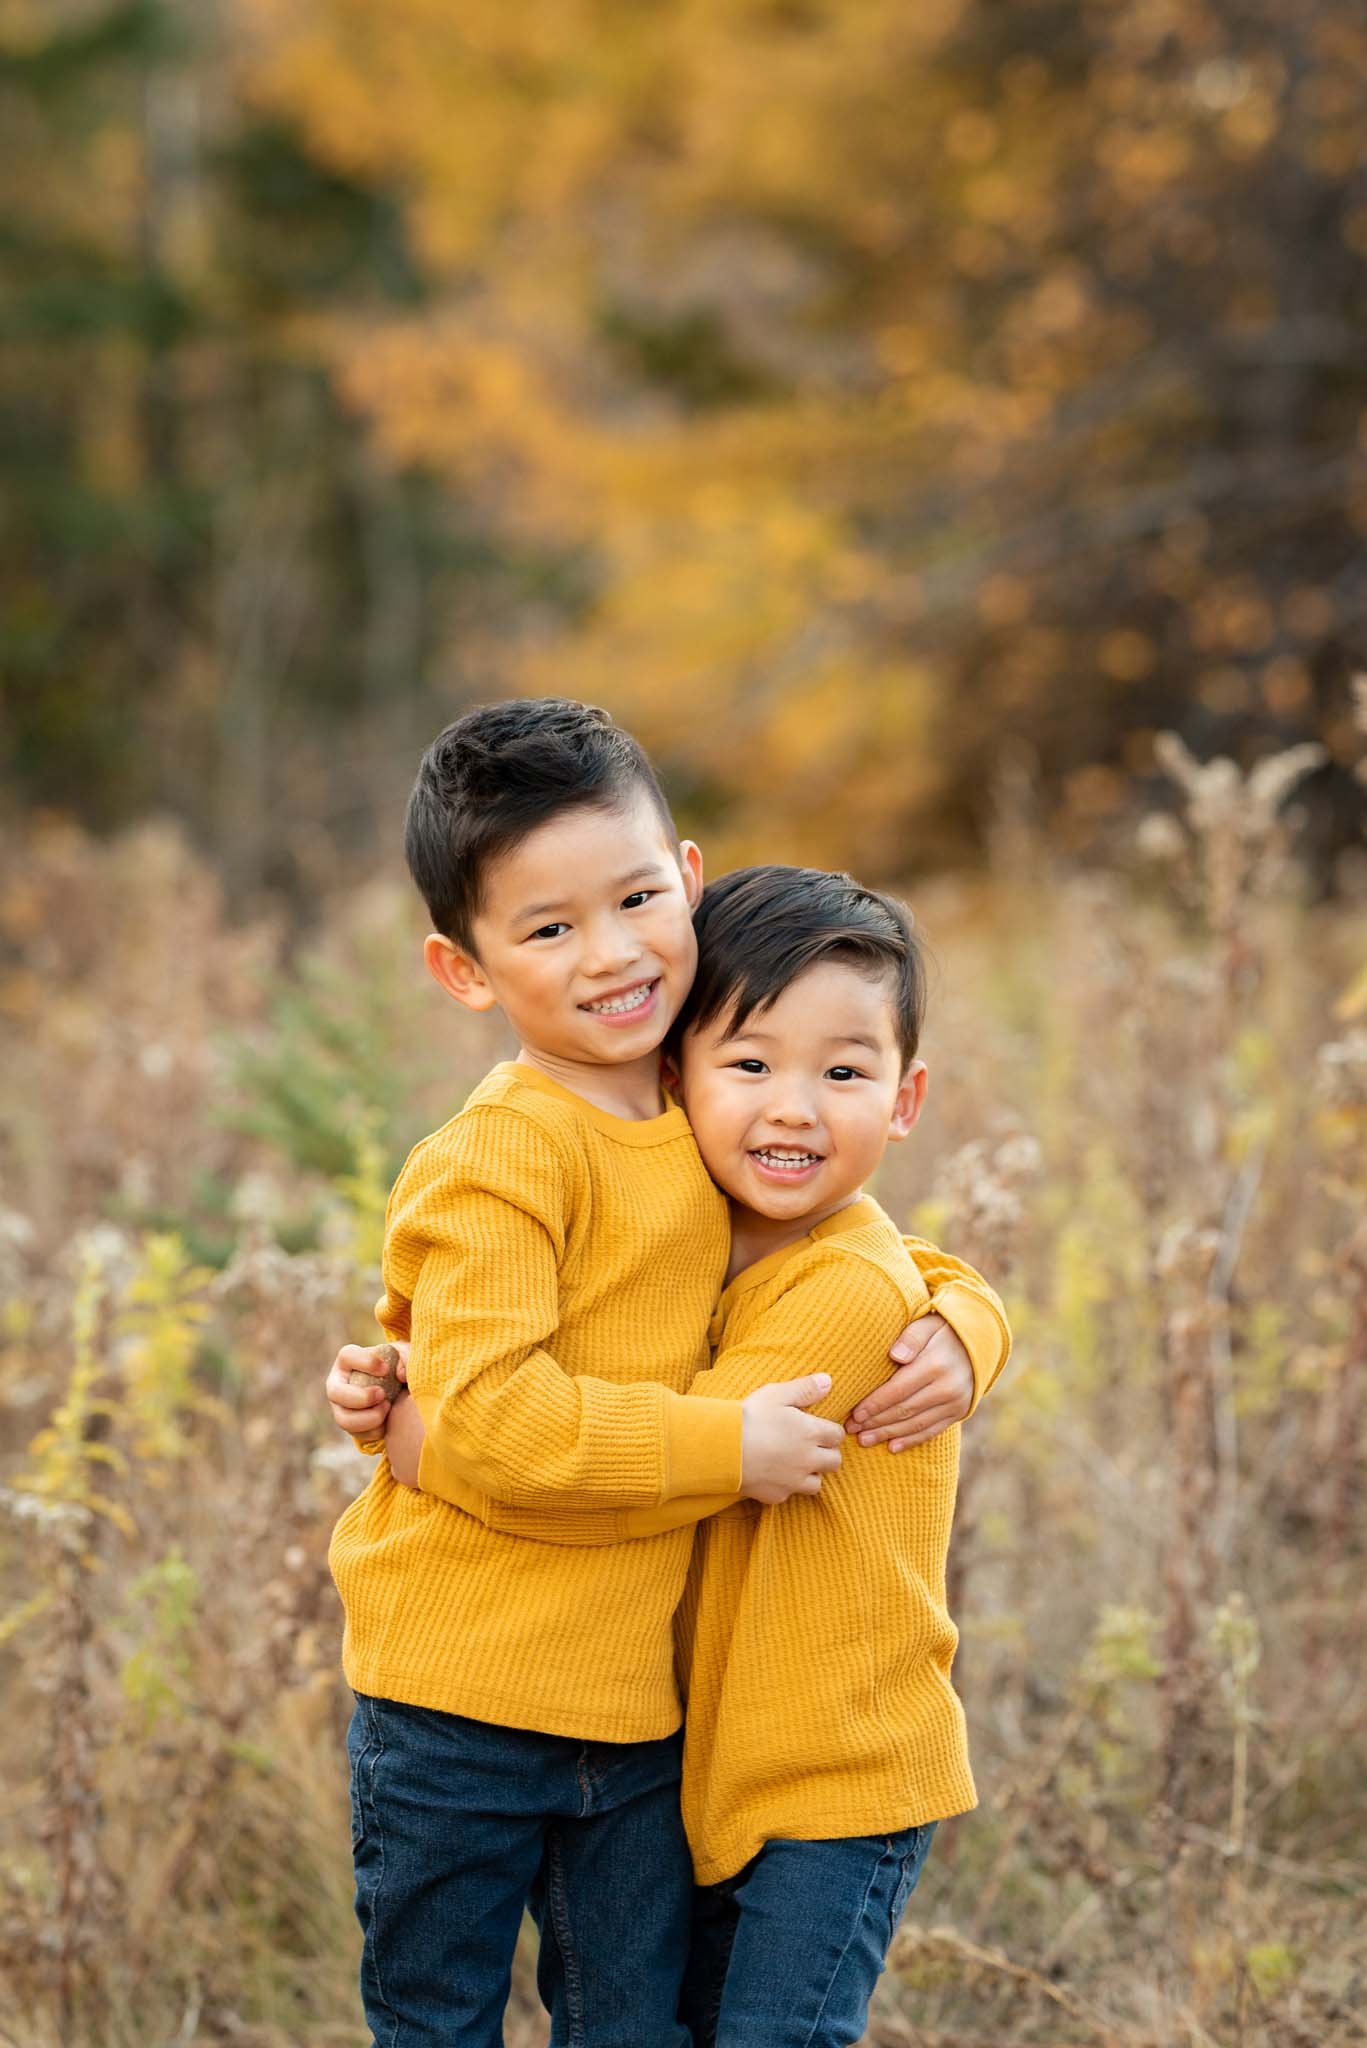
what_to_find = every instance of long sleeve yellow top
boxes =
[416,1232,1008,1543]
[329,1061,742,1740]
[674,1196,980,1880]
[417,1195,994,1882]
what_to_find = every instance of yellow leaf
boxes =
[0,1591,55,1645]
[1334,960,1367,1021]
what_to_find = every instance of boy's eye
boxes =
[731,1059,768,1075]
[527,922,570,941]
[620,889,655,910]
[826,1066,864,1082]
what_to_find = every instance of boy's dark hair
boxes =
[405,699,676,949]
[676,865,926,1068]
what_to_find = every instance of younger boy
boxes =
[373,863,999,2046]
[329,699,1005,2046]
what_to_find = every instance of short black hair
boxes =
[404,698,676,950]
[674,864,927,1069]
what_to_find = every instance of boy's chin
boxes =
[728,1159,866,1221]
[546,1020,671,1065]
[728,1177,825,1219]
[586,1041,668,1067]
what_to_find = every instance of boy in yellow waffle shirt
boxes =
[327,700,1007,2048]
[372,859,1006,2048]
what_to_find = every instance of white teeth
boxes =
[584,982,653,1016]
[753,1149,820,1168]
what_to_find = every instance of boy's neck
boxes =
[725,1189,864,1285]
[514,1044,666,1122]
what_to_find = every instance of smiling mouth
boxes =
[750,1148,824,1173]
[580,978,659,1018]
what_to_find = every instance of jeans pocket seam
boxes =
[885,1841,909,1952]
[348,1719,374,1854]
[887,1824,934,1946]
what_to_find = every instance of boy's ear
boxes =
[678,839,704,908]
[888,1060,927,1141]
[423,932,498,1014]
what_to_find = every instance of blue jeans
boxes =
[682,1825,937,2048]
[347,1692,692,2048]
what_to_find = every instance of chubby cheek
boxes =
[655,910,697,984]
[513,956,582,1030]
[511,963,561,1015]
[704,1149,754,1204]
[831,1102,896,1173]
[681,1087,747,1183]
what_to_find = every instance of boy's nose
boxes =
[580,923,645,977]
[762,1099,819,1129]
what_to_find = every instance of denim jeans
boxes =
[681,1824,937,2048]
[347,1692,693,2048]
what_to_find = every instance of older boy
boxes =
[330,700,1005,2047]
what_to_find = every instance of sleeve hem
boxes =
[661,1393,745,1499]
[927,1281,1012,1416]
[416,1433,490,1516]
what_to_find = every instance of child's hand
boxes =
[740,1376,844,1504]
[846,1314,973,1450]
[385,1389,427,1487]
[326,1341,410,1440]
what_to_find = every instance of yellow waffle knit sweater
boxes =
[332,1061,1009,1756]
[674,1195,980,1880]
[417,1194,993,1882]
[329,1061,742,1741]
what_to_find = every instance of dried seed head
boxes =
[1155,1220,1220,1283]
[1315,1028,1367,1111]
[1351,673,1367,737]
[1136,813,1186,863]
[1244,744,1328,827]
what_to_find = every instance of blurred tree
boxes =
[1,0,485,899]
[3,0,1365,890]
[251,0,1367,867]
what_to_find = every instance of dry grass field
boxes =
[1,736,1363,2047]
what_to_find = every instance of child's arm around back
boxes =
[841,1236,1012,1452]
[564,1242,942,1540]
[400,1230,1004,1545]
[389,1104,734,1510]
[381,1101,842,1515]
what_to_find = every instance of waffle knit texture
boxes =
[674,1195,980,1880]
[412,1229,1008,1545]
[328,1060,741,1742]
[412,1192,1004,1880]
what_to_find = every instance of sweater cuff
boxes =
[416,1433,488,1517]
[660,1392,744,1500]
[929,1282,1011,1417]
